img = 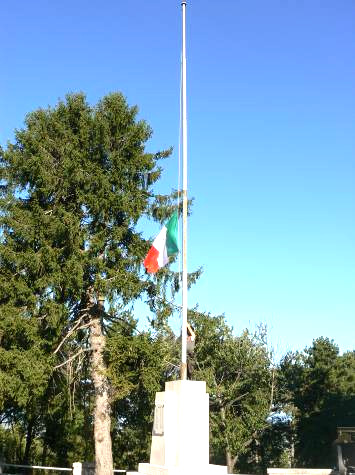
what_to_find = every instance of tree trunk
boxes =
[23,417,35,464]
[290,433,295,467]
[90,299,113,475]
[41,440,47,466]
[220,404,237,474]
[226,450,236,474]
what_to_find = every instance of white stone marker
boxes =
[127,380,227,475]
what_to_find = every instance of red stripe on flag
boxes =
[144,246,159,273]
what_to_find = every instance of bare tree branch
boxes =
[54,348,90,370]
[53,315,90,354]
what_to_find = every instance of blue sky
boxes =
[1,0,354,356]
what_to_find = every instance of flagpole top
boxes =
[181,1,187,5]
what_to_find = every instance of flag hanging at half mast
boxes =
[144,211,179,273]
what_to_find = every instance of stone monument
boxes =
[127,380,227,475]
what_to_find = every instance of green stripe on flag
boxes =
[166,211,179,256]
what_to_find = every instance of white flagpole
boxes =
[181,0,188,380]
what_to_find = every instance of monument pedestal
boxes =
[128,380,227,475]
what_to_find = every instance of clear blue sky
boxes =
[1,0,354,356]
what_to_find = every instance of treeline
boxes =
[0,306,354,472]
[0,93,354,473]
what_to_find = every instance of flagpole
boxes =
[180,0,188,380]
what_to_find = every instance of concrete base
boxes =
[129,380,227,475]
[128,462,227,475]
[267,470,334,475]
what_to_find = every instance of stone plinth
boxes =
[128,380,227,475]
[267,470,334,475]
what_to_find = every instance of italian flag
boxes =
[144,212,179,273]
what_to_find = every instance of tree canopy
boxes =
[278,338,355,467]
[0,92,175,472]
[189,311,273,473]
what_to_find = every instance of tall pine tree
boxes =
[0,92,175,473]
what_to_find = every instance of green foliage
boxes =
[108,319,177,470]
[278,338,355,467]
[189,310,273,473]
[1,92,171,313]
[258,416,293,470]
